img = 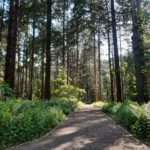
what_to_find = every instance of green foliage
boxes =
[92,101,105,108]
[49,97,79,115]
[0,82,14,101]
[100,101,150,140]
[132,115,150,139]
[114,101,138,129]
[52,68,85,99]
[131,102,150,139]
[102,102,121,115]
[0,98,78,149]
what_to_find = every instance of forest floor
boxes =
[7,105,150,150]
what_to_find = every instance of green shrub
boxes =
[0,98,78,149]
[102,102,120,115]
[101,100,150,140]
[0,82,14,101]
[46,97,78,115]
[131,102,150,139]
[132,114,150,139]
[114,101,138,129]
[52,68,85,99]
[92,101,105,108]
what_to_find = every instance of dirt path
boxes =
[8,105,150,150]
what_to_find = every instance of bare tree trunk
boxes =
[93,30,98,101]
[107,31,114,101]
[76,29,79,85]
[25,45,28,97]
[0,0,5,42]
[119,26,124,101]
[4,0,20,90]
[17,45,21,97]
[41,33,45,99]
[20,66,24,97]
[44,0,52,99]
[131,0,144,103]
[62,0,66,67]
[98,21,102,101]
[66,3,70,85]
[105,0,114,101]
[22,48,26,97]
[111,0,122,102]
[29,0,36,100]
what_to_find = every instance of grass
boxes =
[94,100,150,140]
[0,98,79,149]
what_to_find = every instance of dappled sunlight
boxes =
[53,136,94,150]
[7,105,149,150]
[54,127,80,136]
[1,0,149,148]
[104,137,148,150]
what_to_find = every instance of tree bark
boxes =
[0,0,5,42]
[16,45,21,97]
[76,28,79,85]
[44,0,52,99]
[62,0,66,67]
[66,1,70,84]
[93,30,98,101]
[131,0,144,103]
[105,0,114,101]
[41,32,45,99]
[25,45,28,97]
[98,21,102,101]
[107,31,115,101]
[4,0,20,90]
[28,0,36,100]
[110,0,122,102]
[119,26,124,101]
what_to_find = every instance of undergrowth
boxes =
[94,100,150,140]
[0,98,79,149]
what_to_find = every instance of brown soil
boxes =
[7,105,150,150]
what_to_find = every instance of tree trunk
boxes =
[29,4,36,100]
[62,0,66,67]
[130,0,144,103]
[110,0,122,102]
[66,4,70,85]
[20,66,24,97]
[17,45,21,97]
[76,29,79,85]
[0,0,5,42]
[41,33,45,99]
[105,0,114,101]
[107,31,115,101]
[25,45,28,97]
[22,47,26,97]
[29,0,36,100]
[93,30,98,101]
[98,22,102,101]
[44,0,52,99]
[4,0,20,90]
[119,26,124,101]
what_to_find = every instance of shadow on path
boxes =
[7,105,150,150]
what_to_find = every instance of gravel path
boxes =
[8,105,150,150]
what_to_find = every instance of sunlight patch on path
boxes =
[7,104,150,150]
